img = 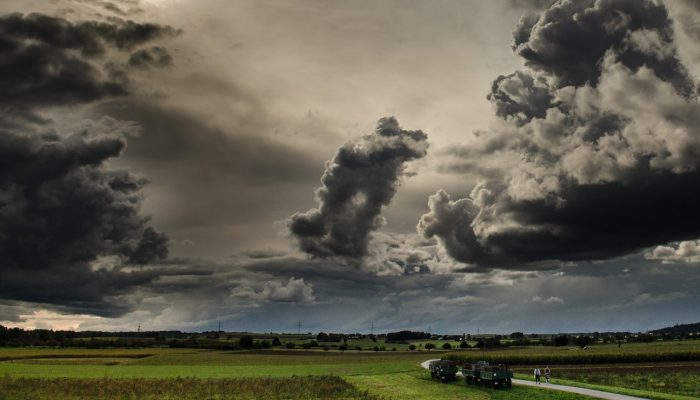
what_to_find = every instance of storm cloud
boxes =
[0,11,176,315]
[0,12,178,124]
[0,129,168,315]
[420,0,700,268]
[289,117,428,259]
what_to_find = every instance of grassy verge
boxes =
[0,376,380,400]
[513,373,697,400]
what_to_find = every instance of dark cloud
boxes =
[421,0,700,268]
[513,0,693,94]
[0,12,178,122]
[0,11,177,316]
[129,46,172,69]
[0,129,168,315]
[289,117,428,259]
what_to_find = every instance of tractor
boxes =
[462,361,513,388]
[428,359,458,383]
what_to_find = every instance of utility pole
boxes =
[371,321,374,336]
[137,323,140,334]
[218,320,222,333]
[297,320,301,335]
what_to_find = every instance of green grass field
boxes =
[2,340,700,399]
[348,371,592,400]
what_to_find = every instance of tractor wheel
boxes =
[506,378,512,388]
[431,372,436,379]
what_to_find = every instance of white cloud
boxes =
[646,240,700,263]
[531,296,564,305]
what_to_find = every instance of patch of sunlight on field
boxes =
[346,372,595,400]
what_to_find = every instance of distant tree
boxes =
[239,335,254,349]
[354,346,362,351]
[442,342,452,350]
[425,343,436,351]
[510,332,524,339]
[474,340,485,349]
[459,341,469,349]
[317,332,329,342]
[260,340,271,349]
[553,335,569,347]
[409,344,416,351]
[373,346,380,352]
[575,335,591,348]
[323,345,329,351]
[286,342,295,349]
[339,344,348,352]
[272,337,282,346]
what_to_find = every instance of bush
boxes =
[285,342,295,349]
[409,344,416,351]
[271,337,282,346]
[425,343,435,351]
[442,342,452,350]
[459,341,469,349]
[239,336,254,349]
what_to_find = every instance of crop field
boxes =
[446,340,700,365]
[2,340,700,399]
[512,363,700,398]
[0,376,379,400]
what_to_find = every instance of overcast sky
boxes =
[1,0,700,334]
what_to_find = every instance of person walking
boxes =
[534,367,541,384]
[545,366,551,383]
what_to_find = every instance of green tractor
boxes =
[428,359,458,383]
[462,361,513,388]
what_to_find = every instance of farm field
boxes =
[446,340,700,365]
[512,363,700,399]
[0,376,379,400]
[0,348,442,378]
[1,341,700,399]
